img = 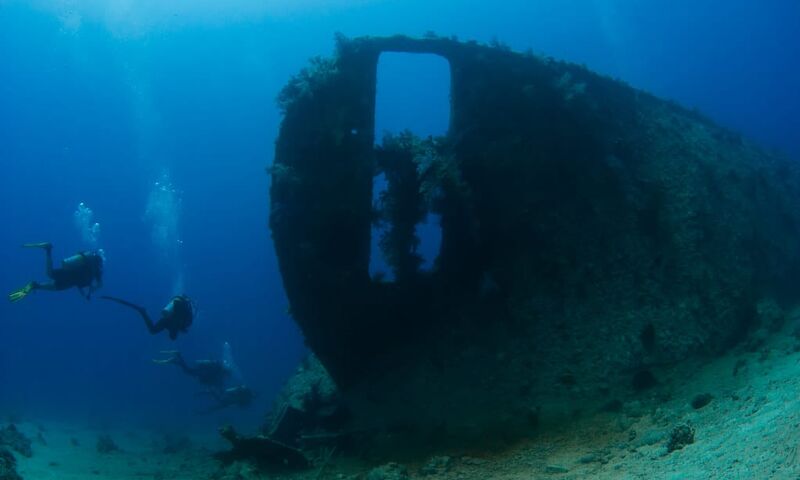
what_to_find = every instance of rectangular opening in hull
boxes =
[374,52,451,142]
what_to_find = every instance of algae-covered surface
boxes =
[270,34,800,448]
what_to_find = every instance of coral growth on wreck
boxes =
[268,34,800,450]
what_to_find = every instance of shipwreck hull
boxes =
[269,35,800,440]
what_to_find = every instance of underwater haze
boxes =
[1,0,799,472]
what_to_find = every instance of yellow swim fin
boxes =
[8,283,33,303]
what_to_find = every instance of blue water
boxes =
[0,0,798,433]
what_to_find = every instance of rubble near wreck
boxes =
[268,34,800,448]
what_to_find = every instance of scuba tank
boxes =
[62,253,88,271]
[62,251,102,272]
[163,295,194,330]
[63,250,103,283]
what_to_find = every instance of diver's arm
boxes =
[172,354,196,375]
[85,281,102,300]
[79,283,99,301]
[101,296,163,335]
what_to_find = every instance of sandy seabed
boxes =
[9,326,800,480]
[9,421,222,480]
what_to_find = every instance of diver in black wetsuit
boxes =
[153,351,231,392]
[9,242,103,302]
[101,295,193,340]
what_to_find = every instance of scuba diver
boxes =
[101,294,193,340]
[153,350,231,393]
[9,242,103,303]
[155,342,251,413]
[197,385,255,414]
